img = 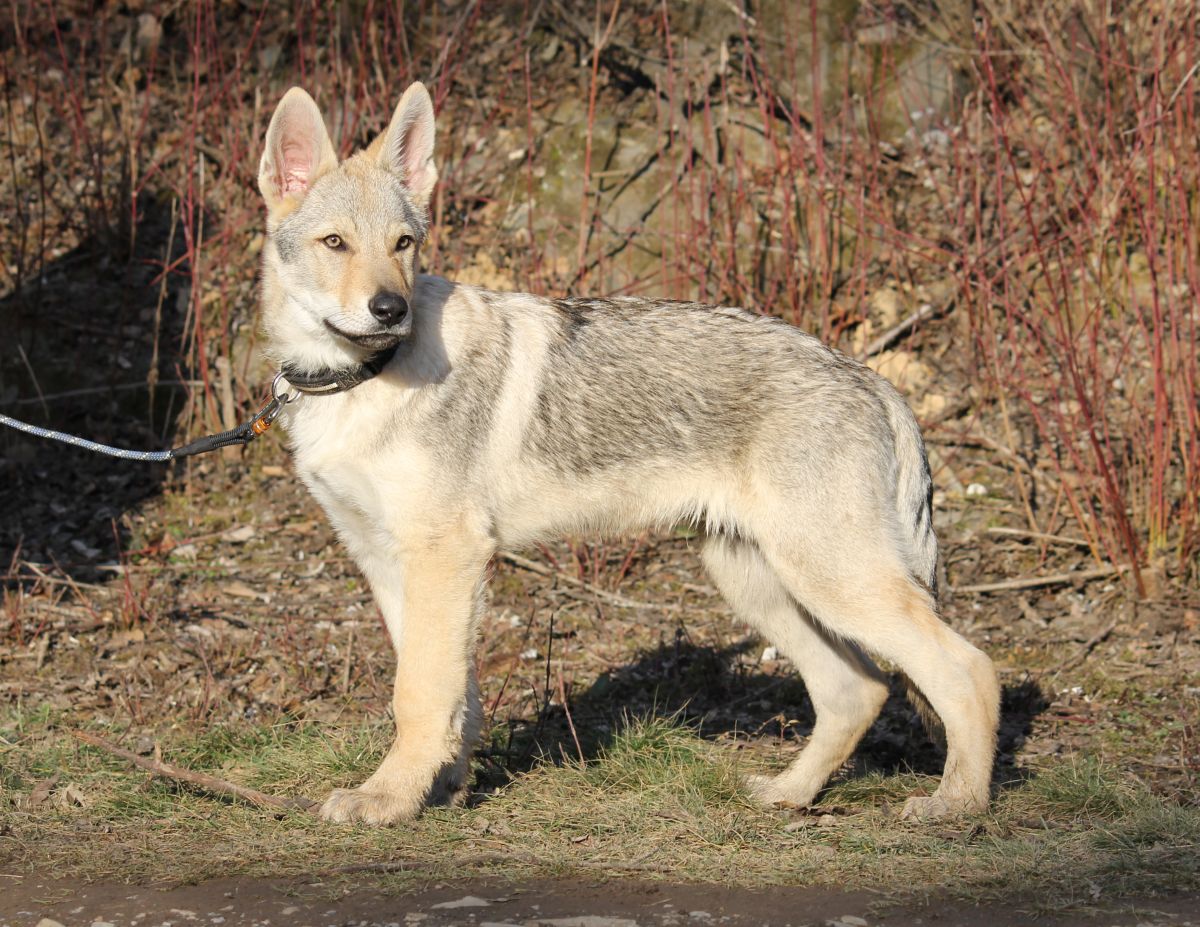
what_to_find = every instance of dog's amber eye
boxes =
[396,235,414,252]
[322,234,345,251]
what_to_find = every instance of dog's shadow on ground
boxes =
[481,636,1049,798]
[0,197,191,582]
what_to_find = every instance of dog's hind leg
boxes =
[702,533,889,808]
[754,533,1000,820]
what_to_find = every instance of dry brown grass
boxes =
[2,710,1198,909]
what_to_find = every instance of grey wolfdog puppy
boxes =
[256,82,1000,825]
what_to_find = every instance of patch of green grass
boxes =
[2,709,1197,908]
[491,716,765,853]
[591,715,741,795]
[171,717,392,793]
[1005,757,1137,819]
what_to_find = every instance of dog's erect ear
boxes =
[258,87,338,217]
[376,82,438,209]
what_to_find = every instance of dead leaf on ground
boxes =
[23,773,60,809]
[223,525,256,544]
[225,580,269,602]
[108,627,145,649]
[56,782,90,809]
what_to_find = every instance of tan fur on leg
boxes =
[320,524,491,825]
[755,537,999,819]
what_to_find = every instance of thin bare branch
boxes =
[953,565,1128,595]
[498,549,675,612]
[71,730,318,814]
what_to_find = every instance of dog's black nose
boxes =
[368,292,409,326]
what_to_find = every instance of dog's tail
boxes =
[880,385,939,598]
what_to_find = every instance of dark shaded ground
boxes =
[2,875,1198,927]
[0,196,193,574]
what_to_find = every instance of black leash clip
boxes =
[168,371,300,459]
[249,372,299,436]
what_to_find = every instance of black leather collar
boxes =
[279,345,398,396]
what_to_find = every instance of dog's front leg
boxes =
[320,525,491,825]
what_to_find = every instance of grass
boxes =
[2,710,1197,908]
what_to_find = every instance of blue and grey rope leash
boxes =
[0,372,298,462]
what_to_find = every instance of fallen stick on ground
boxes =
[953,565,1127,595]
[985,526,1093,549]
[859,302,942,359]
[71,730,319,814]
[498,550,676,611]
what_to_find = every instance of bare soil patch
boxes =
[3,874,1198,927]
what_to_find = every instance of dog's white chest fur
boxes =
[282,394,434,558]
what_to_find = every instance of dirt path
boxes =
[2,874,1198,927]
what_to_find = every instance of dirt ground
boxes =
[3,874,1199,927]
[1,455,1198,921]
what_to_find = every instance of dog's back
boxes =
[397,279,937,593]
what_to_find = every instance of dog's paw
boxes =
[745,774,815,810]
[745,773,782,803]
[900,793,968,822]
[900,788,989,821]
[319,786,423,825]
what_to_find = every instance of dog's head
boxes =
[257,84,437,366]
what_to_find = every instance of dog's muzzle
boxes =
[325,307,412,349]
